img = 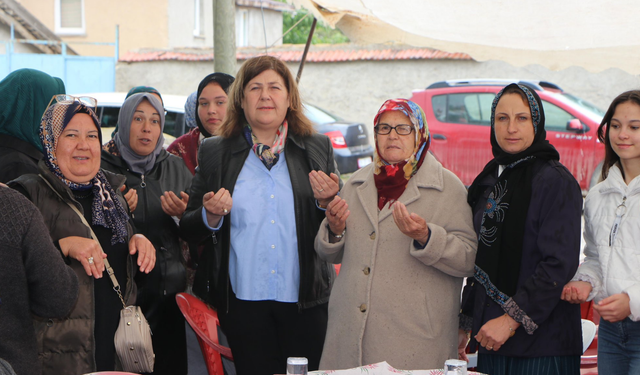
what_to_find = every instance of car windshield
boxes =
[304,104,341,124]
[559,93,606,120]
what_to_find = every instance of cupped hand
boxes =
[203,188,232,228]
[561,280,592,304]
[59,236,108,278]
[128,234,155,273]
[325,196,349,236]
[309,171,340,207]
[474,314,518,352]
[594,293,631,323]
[161,191,190,218]
[391,201,430,245]
[120,185,138,212]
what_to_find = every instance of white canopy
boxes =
[288,0,640,74]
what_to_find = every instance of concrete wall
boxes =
[116,57,640,127]
[241,7,282,48]
[167,0,214,49]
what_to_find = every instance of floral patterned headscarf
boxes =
[41,102,129,244]
[373,99,430,209]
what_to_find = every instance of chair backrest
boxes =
[176,293,233,375]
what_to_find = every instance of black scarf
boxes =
[467,83,559,297]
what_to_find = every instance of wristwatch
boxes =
[328,225,346,239]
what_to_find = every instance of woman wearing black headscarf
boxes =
[459,84,583,374]
[167,73,235,174]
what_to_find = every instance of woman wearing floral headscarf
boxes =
[101,93,193,375]
[315,98,477,370]
[459,84,583,374]
[9,99,155,375]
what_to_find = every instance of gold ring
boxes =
[88,257,94,264]
[487,346,493,350]
[318,188,324,192]
[223,208,228,214]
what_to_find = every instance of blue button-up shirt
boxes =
[202,150,299,302]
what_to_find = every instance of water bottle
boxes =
[444,359,467,375]
[286,357,308,375]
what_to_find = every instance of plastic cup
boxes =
[444,359,467,375]
[287,357,308,375]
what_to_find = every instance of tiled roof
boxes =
[119,46,473,63]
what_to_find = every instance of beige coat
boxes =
[316,153,477,370]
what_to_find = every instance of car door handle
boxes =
[432,134,446,140]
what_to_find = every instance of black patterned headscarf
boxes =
[40,102,129,244]
[467,84,559,322]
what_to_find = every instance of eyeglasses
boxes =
[45,94,98,111]
[374,124,414,135]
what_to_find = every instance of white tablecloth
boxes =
[310,361,486,375]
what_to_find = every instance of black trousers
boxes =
[218,292,328,375]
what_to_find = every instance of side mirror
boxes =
[566,119,588,133]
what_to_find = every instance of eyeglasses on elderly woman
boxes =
[374,124,414,135]
[45,94,98,111]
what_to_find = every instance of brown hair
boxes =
[597,90,640,181]
[501,85,529,105]
[217,55,315,138]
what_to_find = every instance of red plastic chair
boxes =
[580,301,600,375]
[176,293,233,375]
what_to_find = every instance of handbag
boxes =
[39,175,156,373]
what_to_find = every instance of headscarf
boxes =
[467,83,559,299]
[112,93,165,174]
[111,86,164,137]
[184,91,198,129]
[40,101,129,244]
[195,73,235,138]
[373,99,430,210]
[0,68,65,152]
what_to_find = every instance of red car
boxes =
[410,79,606,193]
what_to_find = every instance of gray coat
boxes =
[316,153,477,370]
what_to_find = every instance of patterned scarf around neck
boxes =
[41,102,130,245]
[467,83,559,300]
[373,99,430,210]
[242,120,288,170]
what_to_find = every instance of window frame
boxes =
[54,0,86,36]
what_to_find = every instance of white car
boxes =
[74,92,189,147]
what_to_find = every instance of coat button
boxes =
[360,303,367,312]
[363,267,370,275]
[369,232,376,240]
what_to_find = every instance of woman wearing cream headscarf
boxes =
[316,99,477,370]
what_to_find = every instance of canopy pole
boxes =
[296,17,317,84]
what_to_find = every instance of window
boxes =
[432,93,494,125]
[543,101,576,132]
[55,0,85,35]
[194,0,205,37]
[235,9,249,47]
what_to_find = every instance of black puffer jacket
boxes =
[101,148,193,375]
[8,162,136,375]
[180,133,338,312]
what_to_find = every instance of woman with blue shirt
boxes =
[180,55,340,375]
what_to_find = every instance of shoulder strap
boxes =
[38,174,127,308]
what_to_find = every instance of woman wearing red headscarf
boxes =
[315,99,477,370]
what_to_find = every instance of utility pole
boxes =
[214,0,236,74]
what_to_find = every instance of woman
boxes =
[315,99,477,370]
[0,184,78,375]
[110,86,163,138]
[561,90,640,374]
[460,83,583,374]
[167,73,235,174]
[8,97,156,375]
[0,69,65,182]
[101,93,193,375]
[180,56,340,375]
